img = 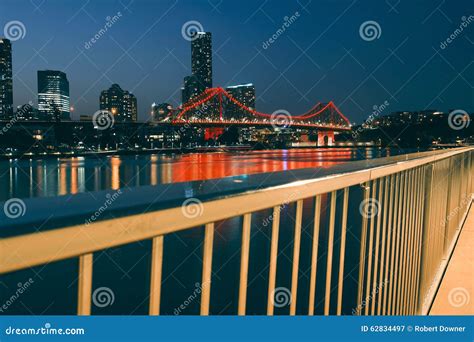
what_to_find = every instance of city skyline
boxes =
[0,0,472,123]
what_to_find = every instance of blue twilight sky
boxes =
[0,0,473,123]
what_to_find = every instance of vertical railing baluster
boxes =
[399,170,411,314]
[370,177,384,315]
[149,236,164,315]
[289,200,303,315]
[403,169,415,314]
[396,169,409,315]
[308,195,321,315]
[412,167,423,314]
[77,253,93,315]
[324,190,337,315]
[238,213,252,315]
[418,163,434,314]
[356,183,370,315]
[267,206,281,315]
[377,175,390,315]
[200,223,214,315]
[336,188,349,315]
[364,182,377,315]
[382,174,396,315]
[390,171,404,315]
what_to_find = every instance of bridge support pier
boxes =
[317,131,335,146]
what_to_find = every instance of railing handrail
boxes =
[0,147,472,275]
[0,148,469,237]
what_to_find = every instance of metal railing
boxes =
[0,147,472,315]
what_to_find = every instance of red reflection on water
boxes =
[163,148,355,183]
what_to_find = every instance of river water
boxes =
[0,148,404,315]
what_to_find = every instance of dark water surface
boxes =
[0,148,407,315]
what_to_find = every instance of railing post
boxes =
[370,177,384,315]
[324,190,337,315]
[267,206,281,315]
[356,183,370,315]
[336,188,349,315]
[77,253,93,315]
[308,195,321,315]
[149,236,164,315]
[238,213,252,315]
[200,223,214,315]
[364,182,377,315]
[289,200,303,315]
[417,163,434,314]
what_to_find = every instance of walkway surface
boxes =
[430,204,474,315]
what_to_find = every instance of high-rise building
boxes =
[37,70,70,121]
[0,38,13,120]
[100,84,137,122]
[224,84,256,120]
[191,32,212,90]
[182,74,202,104]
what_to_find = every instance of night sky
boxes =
[1,0,473,123]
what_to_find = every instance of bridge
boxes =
[0,148,472,315]
[159,87,352,145]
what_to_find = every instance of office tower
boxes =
[182,75,202,104]
[191,32,212,90]
[37,70,70,121]
[0,38,13,120]
[224,84,256,120]
[123,90,137,122]
[100,84,137,122]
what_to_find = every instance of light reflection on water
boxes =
[0,148,387,201]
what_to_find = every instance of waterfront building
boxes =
[191,32,212,89]
[0,38,13,120]
[182,75,202,104]
[37,70,70,121]
[224,84,256,120]
[100,84,137,122]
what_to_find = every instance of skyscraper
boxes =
[0,38,13,120]
[100,84,137,122]
[224,84,256,120]
[182,74,202,104]
[37,70,70,121]
[191,32,212,90]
